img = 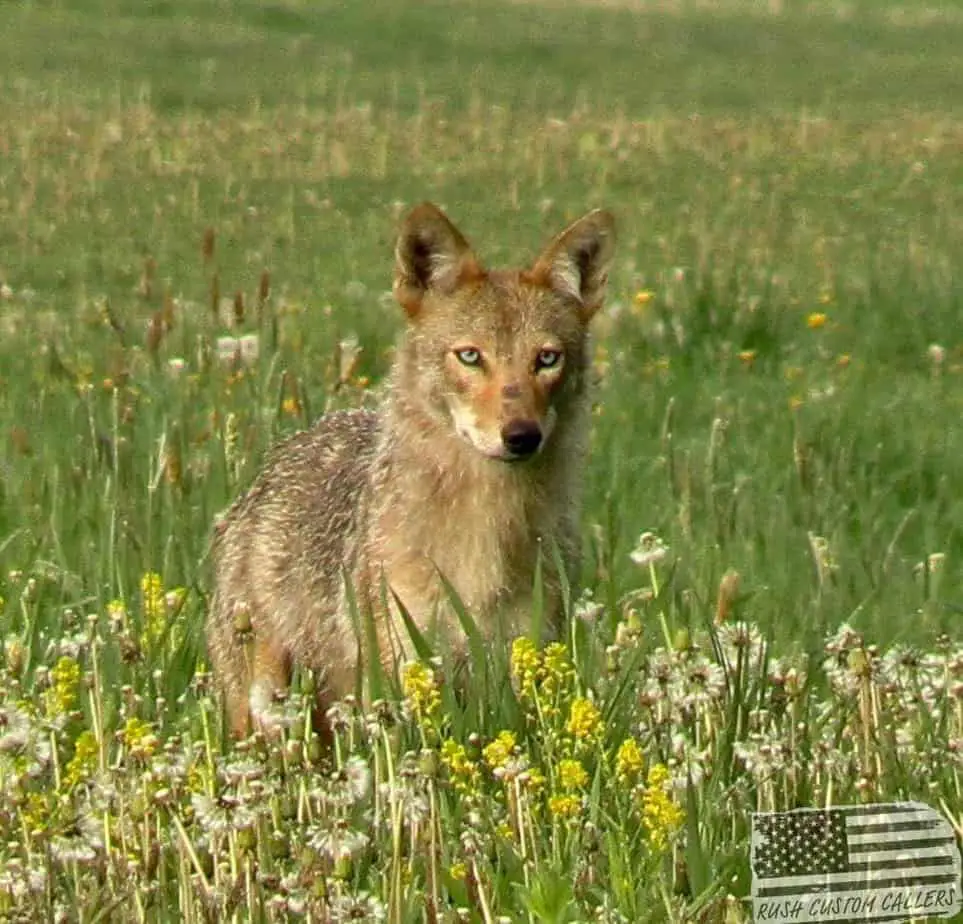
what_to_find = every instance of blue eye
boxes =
[455,348,482,367]
[536,349,562,370]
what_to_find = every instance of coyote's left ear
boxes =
[531,209,616,320]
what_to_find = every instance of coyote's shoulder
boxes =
[207,203,616,738]
[214,408,378,603]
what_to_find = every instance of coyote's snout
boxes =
[207,202,616,738]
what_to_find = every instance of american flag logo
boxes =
[751,802,961,923]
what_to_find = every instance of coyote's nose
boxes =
[501,420,543,457]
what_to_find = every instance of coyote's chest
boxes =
[372,471,557,623]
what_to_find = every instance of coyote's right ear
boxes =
[393,203,483,317]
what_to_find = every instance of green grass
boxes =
[1,0,963,920]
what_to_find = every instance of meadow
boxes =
[1,0,963,919]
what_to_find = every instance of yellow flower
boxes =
[540,642,575,701]
[522,768,545,794]
[449,862,467,881]
[122,717,159,760]
[615,737,644,784]
[737,349,756,366]
[44,656,81,717]
[281,396,300,416]
[510,637,541,695]
[642,763,684,852]
[22,791,54,834]
[63,730,99,790]
[566,697,602,742]
[548,794,581,819]
[483,731,517,771]
[634,290,655,307]
[401,661,441,720]
[141,572,164,618]
[441,739,480,794]
[558,758,588,791]
[837,353,851,369]
[806,312,827,329]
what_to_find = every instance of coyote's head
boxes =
[392,203,616,462]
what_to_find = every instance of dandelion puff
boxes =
[668,733,709,790]
[220,756,266,786]
[0,704,52,781]
[824,622,863,655]
[50,833,98,865]
[629,531,669,568]
[315,755,372,808]
[378,779,430,826]
[573,589,604,624]
[681,654,726,709]
[327,890,387,923]
[307,818,370,863]
[0,859,47,900]
[715,621,766,673]
[191,792,256,836]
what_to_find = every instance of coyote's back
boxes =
[207,203,616,738]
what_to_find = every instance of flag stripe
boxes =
[847,816,944,834]
[847,852,957,869]
[848,830,951,847]
[755,867,958,897]
[845,808,940,829]
[837,803,929,817]
[753,863,958,893]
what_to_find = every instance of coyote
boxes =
[207,203,615,737]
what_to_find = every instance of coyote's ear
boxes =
[393,203,482,317]
[531,209,616,320]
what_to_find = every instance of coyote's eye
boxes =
[535,348,563,371]
[454,347,482,367]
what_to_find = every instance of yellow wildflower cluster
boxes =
[642,763,684,852]
[483,730,517,771]
[548,793,581,819]
[523,767,545,794]
[542,643,575,697]
[44,656,81,718]
[138,572,187,652]
[510,637,540,694]
[122,717,159,760]
[440,739,480,795]
[558,758,588,791]
[22,791,54,834]
[63,730,99,790]
[141,571,164,618]
[547,758,589,820]
[401,661,441,721]
[615,737,645,785]
[510,637,576,710]
[107,599,127,622]
[566,697,602,744]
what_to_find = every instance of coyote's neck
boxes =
[369,394,583,612]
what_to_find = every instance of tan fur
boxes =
[206,203,616,737]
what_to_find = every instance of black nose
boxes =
[501,420,543,457]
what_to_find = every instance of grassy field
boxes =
[2,0,963,920]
